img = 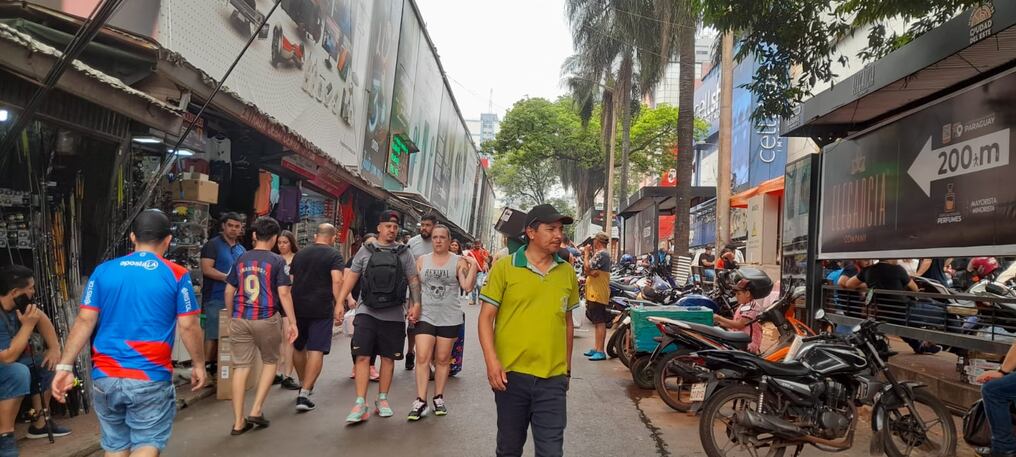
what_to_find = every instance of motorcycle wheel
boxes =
[699,385,787,457]
[614,323,634,368]
[653,349,695,412]
[881,388,957,457]
[606,328,621,358]
[629,355,655,390]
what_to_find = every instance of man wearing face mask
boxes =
[0,265,71,456]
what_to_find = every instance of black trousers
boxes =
[494,372,568,457]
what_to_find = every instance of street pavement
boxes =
[159,299,974,457]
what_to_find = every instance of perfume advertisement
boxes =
[819,70,1016,258]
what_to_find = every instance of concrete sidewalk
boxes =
[15,377,215,457]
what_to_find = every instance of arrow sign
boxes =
[907,128,1010,196]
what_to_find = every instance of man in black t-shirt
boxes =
[845,260,940,354]
[699,245,716,281]
[289,224,345,412]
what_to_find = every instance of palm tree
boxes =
[672,0,697,256]
[564,0,670,211]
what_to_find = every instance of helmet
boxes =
[730,267,775,300]
[620,254,635,267]
[970,257,1000,278]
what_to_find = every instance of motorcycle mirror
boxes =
[814,309,826,321]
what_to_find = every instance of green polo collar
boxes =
[512,245,566,275]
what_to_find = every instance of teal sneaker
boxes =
[583,348,597,357]
[588,351,607,361]
[345,399,369,424]
[375,395,394,418]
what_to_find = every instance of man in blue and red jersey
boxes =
[51,209,206,456]
[223,217,297,435]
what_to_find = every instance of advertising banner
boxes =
[361,0,405,185]
[124,0,370,169]
[431,89,454,214]
[693,68,720,138]
[782,155,813,245]
[405,38,443,201]
[731,57,753,192]
[386,3,420,185]
[819,70,1016,258]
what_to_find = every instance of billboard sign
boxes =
[819,70,1016,258]
[386,2,420,185]
[361,0,405,185]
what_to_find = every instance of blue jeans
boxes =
[982,373,1016,453]
[471,272,487,303]
[92,377,176,453]
[0,362,29,401]
[494,372,568,457]
[202,300,226,340]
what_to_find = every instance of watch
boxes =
[55,364,74,373]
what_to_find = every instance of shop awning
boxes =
[0,21,182,134]
[730,176,784,208]
[392,191,475,241]
[782,3,1016,140]
[619,186,717,218]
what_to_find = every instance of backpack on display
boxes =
[361,244,408,309]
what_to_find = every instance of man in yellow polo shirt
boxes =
[478,203,578,457]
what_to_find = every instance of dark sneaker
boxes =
[296,395,316,412]
[280,377,301,390]
[0,432,15,457]
[407,398,428,421]
[433,396,448,416]
[26,421,72,439]
[272,374,283,385]
[405,353,415,371]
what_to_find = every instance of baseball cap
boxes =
[524,204,574,227]
[379,210,401,224]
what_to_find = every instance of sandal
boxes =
[230,421,254,436]
[246,415,270,428]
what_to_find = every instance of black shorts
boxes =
[585,301,612,324]
[293,317,333,354]
[414,321,461,339]
[351,314,406,360]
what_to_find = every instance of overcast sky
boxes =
[414,0,575,121]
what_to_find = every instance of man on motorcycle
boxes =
[977,343,1016,457]
[712,279,763,353]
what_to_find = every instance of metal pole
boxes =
[603,91,618,255]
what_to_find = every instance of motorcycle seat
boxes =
[611,281,640,292]
[677,320,752,344]
[753,358,810,377]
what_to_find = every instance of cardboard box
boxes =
[173,179,219,204]
[179,171,209,181]
[216,310,263,400]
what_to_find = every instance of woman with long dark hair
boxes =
[273,230,300,390]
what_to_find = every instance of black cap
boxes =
[525,204,574,227]
[379,210,401,224]
[132,209,172,242]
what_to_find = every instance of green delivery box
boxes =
[630,305,714,353]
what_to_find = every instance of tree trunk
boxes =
[672,3,696,257]
[619,52,634,209]
[603,88,618,239]
[716,32,734,248]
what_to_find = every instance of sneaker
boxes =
[369,366,380,382]
[346,401,369,424]
[433,396,448,416]
[405,354,415,371]
[0,432,14,457]
[583,348,597,357]
[296,395,316,412]
[26,421,72,439]
[281,377,301,390]
[375,397,394,418]
[407,398,428,421]
[272,374,284,385]
[588,351,607,361]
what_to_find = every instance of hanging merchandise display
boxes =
[167,201,209,363]
[295,190,336,247]
[274,186,300,224]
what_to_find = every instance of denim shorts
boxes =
[92,377,176,452]
[203,300,226,340]
[0,362,29,400]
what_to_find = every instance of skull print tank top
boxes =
[420,253,465,327]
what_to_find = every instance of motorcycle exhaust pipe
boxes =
[735,409,857,451]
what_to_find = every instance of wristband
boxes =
[55,364,74,373]
[1002,368,1011,376]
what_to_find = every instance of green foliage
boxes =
[488,151,558,210]
[627,103,709,177]
[702,0,983,121]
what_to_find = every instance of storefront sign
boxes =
[282,155,350,199]
[819,69,1016,258]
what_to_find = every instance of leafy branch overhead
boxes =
[702,0,984,121]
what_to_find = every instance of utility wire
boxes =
[101,0,285,261]
[0,0,126,171]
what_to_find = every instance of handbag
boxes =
[963,398,1016,447]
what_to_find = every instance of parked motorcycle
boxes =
[695,314,956,457]
[648,287,814,411]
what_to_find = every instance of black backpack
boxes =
[361,244,409,309]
